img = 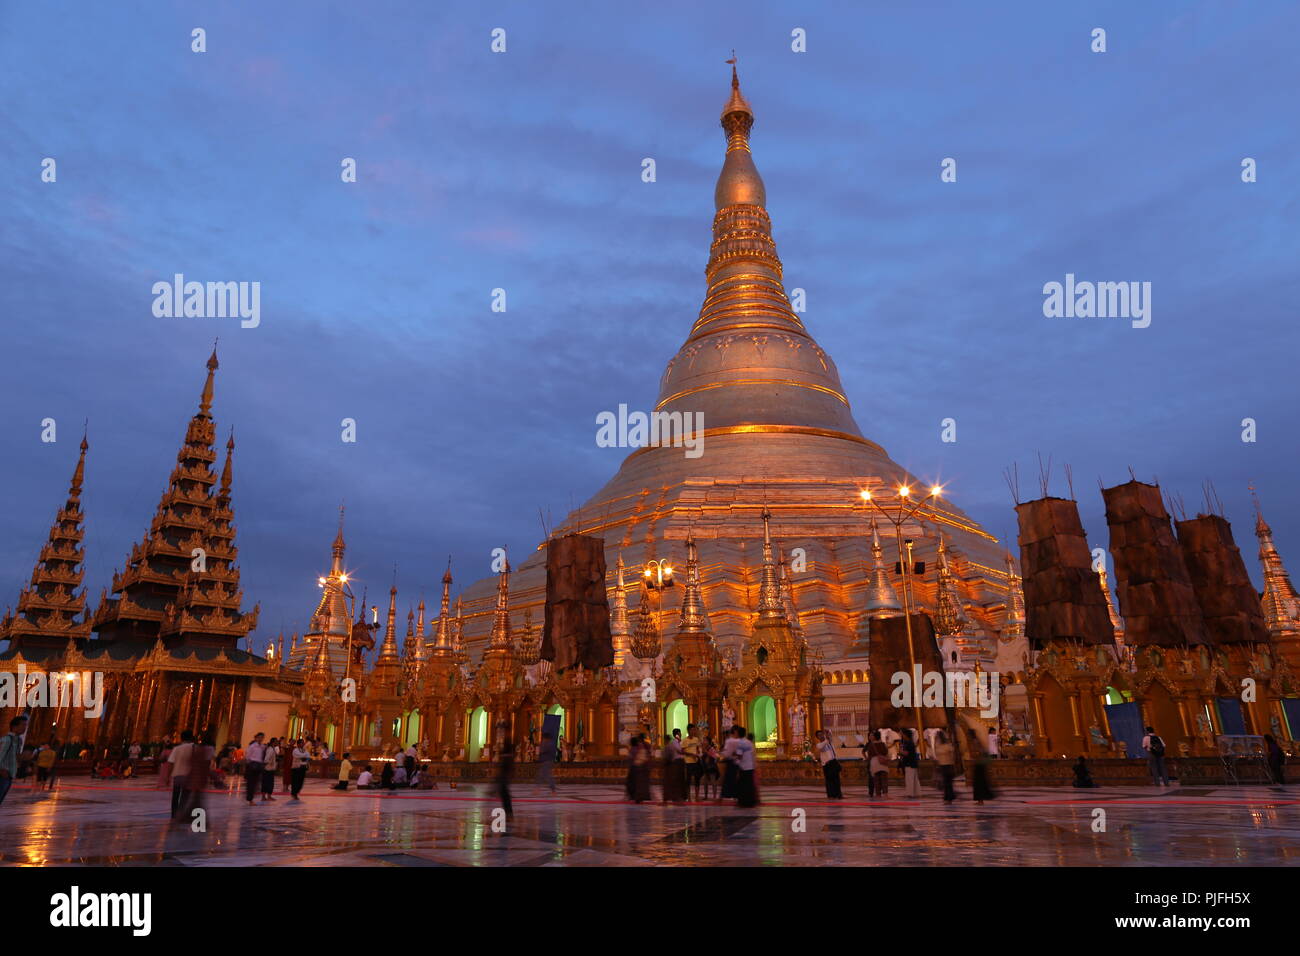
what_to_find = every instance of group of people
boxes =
[628,724,758,807]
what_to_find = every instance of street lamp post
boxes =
[860,482,944,756]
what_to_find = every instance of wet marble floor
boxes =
[0,776,1296,866]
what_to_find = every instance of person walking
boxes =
[537,731,558,794]
[1264,734,1287,786]
[0,715,29,807]
[157,740,175,791]
[243,732,266,805]
[168,731,196,818]
[731,726,758,808]
[628,735,652,803]
[661,730,686,804]
[261,737,280,802]
[814,730,843,799]
[866,730,890,797]
[281,739,295,793]
[34,743,58,789]
[496,725,514,822]
[967,728,995,804]
[934,730,957,803]
[176,733,214,824]
[1141,726,1170,788]
[290,739,311,800]
[899,729,921,798]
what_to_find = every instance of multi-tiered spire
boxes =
[1253,492,1300,669]
[671,532,714,670]
[651,63,864,444]
[1254,494,1300,636]
[431,562,454,655]
[0,434,92,646]
[610,554,631,667]
[1002,552,1025,643]
[934,536,964,639]
[377,584,400,663]
[861,519,903,620]
[93,348,258,647]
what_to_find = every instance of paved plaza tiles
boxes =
[0,777,1296,867]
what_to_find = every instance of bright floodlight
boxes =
[931,485,943,497]
[859,489,872,501]
[899,485,910,498]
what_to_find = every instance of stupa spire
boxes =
[378,584,400,662]
[488,553,512,649]
[1253,490,1300,638]
[650,63,866,448]
[610,553,631,666]
[756,507,786,621]
[862,519,903,619]
[0,435,93,644]
[678,533,711,635]
[934,535,964,637]
[199,345,218,417]
[432,560,454,653]
[1004,552,1025,641]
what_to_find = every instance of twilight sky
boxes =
[1,0,1297,641]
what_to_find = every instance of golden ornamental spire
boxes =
[610,553,631,666]
[862,518,903,619]
[1253,489,1300,637]
[220,429,234,496]
[0,438,93,644]
[934,535,963,637]
[199,345,218,417]
[1003,552,1026,641]
[488,552,512,650]
[378,584,400,662]
[432,560,454,653]
[677,533,711,635]
[756,507,786,621]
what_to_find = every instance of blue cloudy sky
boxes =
[2,0,1297,638]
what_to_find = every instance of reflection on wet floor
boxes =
[0,778,1295,867]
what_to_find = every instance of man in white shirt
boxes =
[730,727,758,807]
[815,729,843,799]
[244,732,266,805]
[168,730,196,817]
[987,727,1000,759]
[290,739,312,800]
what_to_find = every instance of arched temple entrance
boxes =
[467,706,488,762]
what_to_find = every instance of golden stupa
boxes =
[455,67,1016,718]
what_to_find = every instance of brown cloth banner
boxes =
[1015,496,1115,648]
[1176,514,1269,646]
[1102,480,1209,647]
[542,533,615,671]
[867,613,951,731]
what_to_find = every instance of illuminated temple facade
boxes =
[6,69,1300,763]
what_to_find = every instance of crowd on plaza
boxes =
[0,713,1289,820]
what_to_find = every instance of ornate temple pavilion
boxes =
[1,351,296,748]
